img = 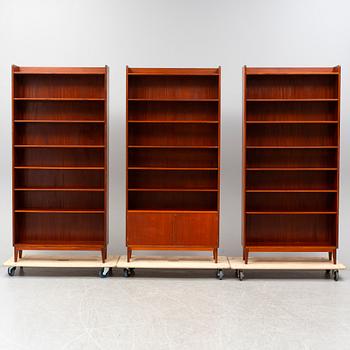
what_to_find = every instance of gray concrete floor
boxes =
[0,267,349,350]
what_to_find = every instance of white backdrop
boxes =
[1,0,350,263]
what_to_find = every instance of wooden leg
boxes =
[242,248,246,262]
[101,248,107,263]
[213,248,218,263]
[18,250,22,259]
[14,248,18,262]
[244,249,249,264]
[328,252,333,261]
[127,248,132,262]
[333,249,337,264]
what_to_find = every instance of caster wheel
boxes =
[325,270,331,278]
[333,270,339,281]
[99,267,110,278]
[123,268,131,278]
[238,270,245,281]
[129,268,135,276]
[8,267,16,277]
[216,269,224,280]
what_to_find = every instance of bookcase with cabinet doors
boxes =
[242,66,340,264]
[126,67,221,262]
[12,66,109,262]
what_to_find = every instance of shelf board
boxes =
[128,188,218,192]
[246,189,337,193]
[128,167,218,171]
[246,167,337,171]
[246,98,338,102]
[14,98,105,101]
[15,209,105,214]
[128,98,218,102]
[127,210,219,213]
[14,166,104,170]
[246,120,338,124]
[246,211,337,215]
[14,67,106,75]
[14,120,104,123]
[128,145,218,149]
[128,120,218,124]
[14,187,104,192]
[246,146,338,149]
[14,145,105,149]
[245,68,339,75]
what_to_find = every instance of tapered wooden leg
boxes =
[18,250,22,259]
[101,248,107,263]
[14,248,18,262]
[244,249,249,264]
[328,252,333,261]
[127,248,132,262]
[242,248,246,262]
[213,248,218,263]
[333,249,337,264]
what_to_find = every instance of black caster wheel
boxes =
[216,269,224,280]
[129,268,135,276]
[99,267,110,278]
[325,270,331,278]
[235,269,239,278]
[333,270,339,281]
[123,268,131,278]
[8,266,16,277]
[238,270,245,281]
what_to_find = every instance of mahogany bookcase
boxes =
[126,67,221,262]
[12,66,109,262]
[242,66,340,264]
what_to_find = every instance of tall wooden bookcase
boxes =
[242,66,340,264]
[12,66,109,262]
[126,67,221,262]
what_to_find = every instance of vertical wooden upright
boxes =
[242,66,341,264]
[12,66,109,262]
[126,67,221,262]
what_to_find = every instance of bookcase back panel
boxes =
[246,192,337,212]
[14,75,104,98]
[246,171,337,190]
[128,76,218,99]
[15,124,104,145]
[246,124,337,146]
[246,101,337,121]
[246,214,336,246]
[15,169,104,189]
[246,149,337,168]
[129,148,218,168]
[15,213,104,243]
[128,191,217,211]
[128,170,218,189]
[15,192,104,210]
[15,101,104,121]
[15,148,104,167]
[246,75,338,99]
[128,101,218,121]
[129,124,218,146]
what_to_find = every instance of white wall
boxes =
[1,0,350,263]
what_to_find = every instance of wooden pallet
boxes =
[117,255,229,279]
[4,254,119,277]
[228,257,346,281]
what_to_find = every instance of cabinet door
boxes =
[127,212,174,246]
[173,213,218,247]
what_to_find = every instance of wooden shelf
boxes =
[128,120,218,124]
[14,188,104,192]
[243,66,340,263]
[14,166,104,170]
[14,145,105,148]
[14,98,105,101]
[12,65,109,261]
[14,120,104,123]
[15,209,105,214]
[126,66,221,260]
[128,188,218,192]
